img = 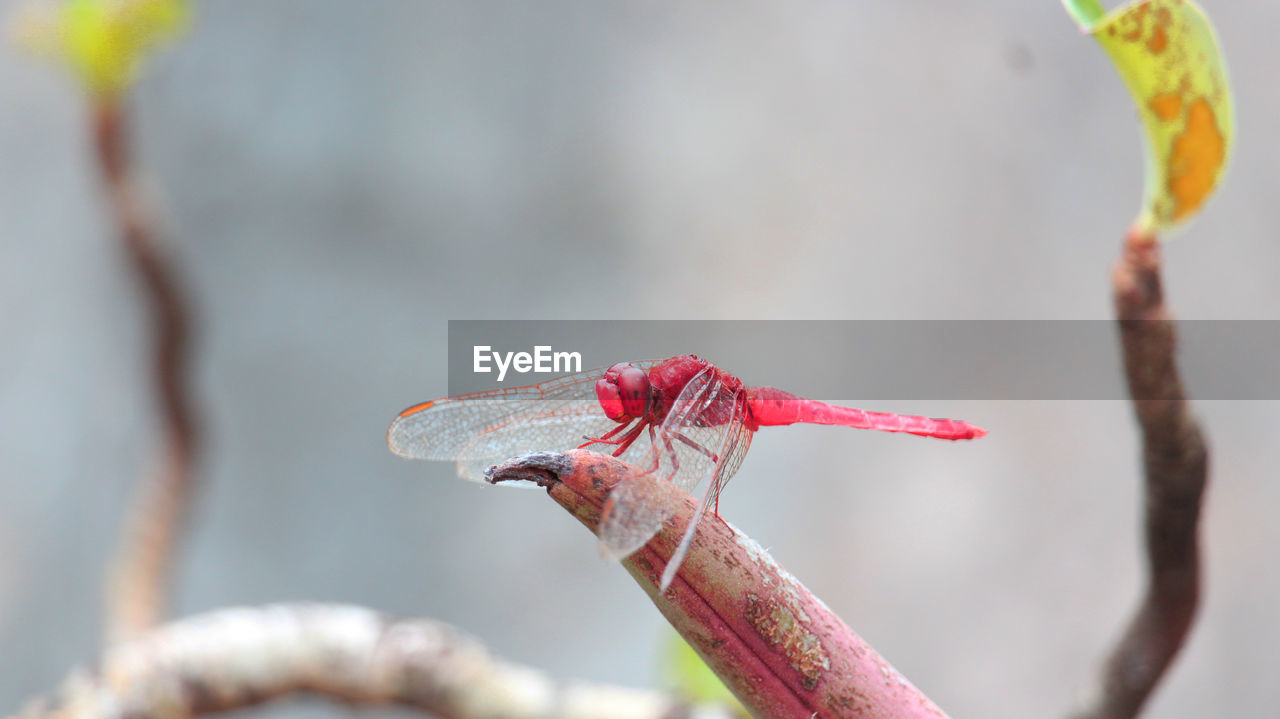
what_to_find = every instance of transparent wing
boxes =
[659,410,753,591]
[388,361,662,482]
[598,367,754,562]
[453,401,628,481]
[595,476,669,559]
[710,414,753,498]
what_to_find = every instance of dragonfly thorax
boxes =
[596,362,653,422]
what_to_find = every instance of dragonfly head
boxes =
[596,362,652,422]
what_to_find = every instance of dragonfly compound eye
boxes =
[595,377,627,421]
[597,362,651,421]
[614,365,651,418]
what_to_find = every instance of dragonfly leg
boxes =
[671,431,718,463]
[578,419,633,450]
[636,424,662,475]
[607,420,648,457]
[658,430,687,485]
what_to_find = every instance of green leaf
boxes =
[1064,0,1234,234]
[659,630,745,713]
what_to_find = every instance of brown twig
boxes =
[1070,228,1210,719]
[9,603,734,719]
[92,97,200,645]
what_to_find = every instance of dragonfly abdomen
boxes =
[747,387,985,440]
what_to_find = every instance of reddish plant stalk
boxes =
[92,97,200,644]
[489,450,949,719]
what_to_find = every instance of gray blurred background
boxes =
[2,1,1277,717]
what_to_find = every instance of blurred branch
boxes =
[489,450,950,719]
[92,97,200,645]
[9,604,732,719]
[1069,228,1209,719]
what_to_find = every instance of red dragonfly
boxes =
[388,355,985,590]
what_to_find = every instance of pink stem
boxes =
[489,450,950,719]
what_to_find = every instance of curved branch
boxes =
[489,450,950,719]
[91,98,200,645]
[10,604,730,719]
[1070,228,1210,719]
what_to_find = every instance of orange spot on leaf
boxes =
[1149,93,1182,121]
[1120,3,1150,41]
[1148,6,1172,53]
[1147,24,1168,53]
[1168,98,1226,221]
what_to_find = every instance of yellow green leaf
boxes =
[1064,0,1234,234]
[12,0,189,96]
